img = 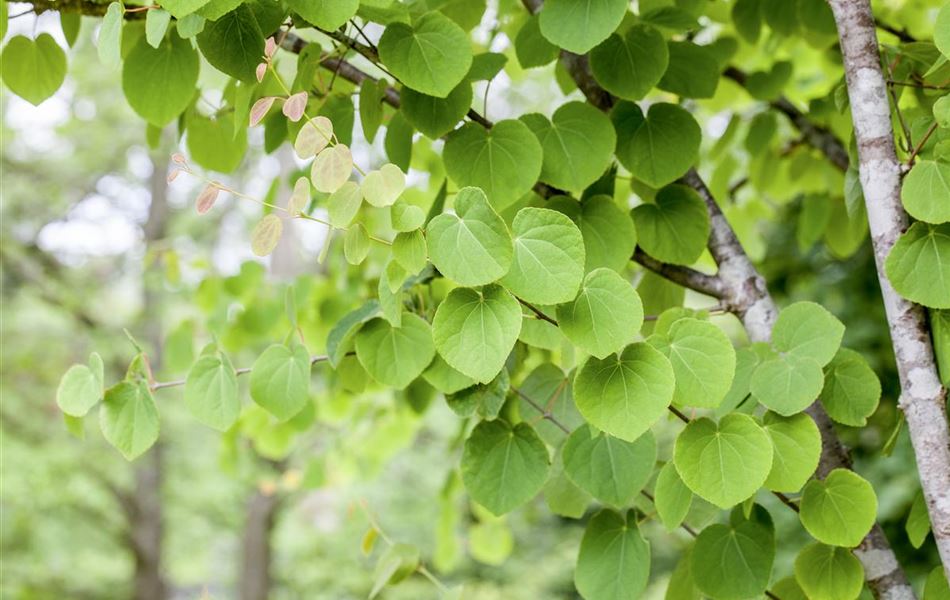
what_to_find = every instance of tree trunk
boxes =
[827,0,950,582]
[239,489,281,600]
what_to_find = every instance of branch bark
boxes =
[828,0,950,582]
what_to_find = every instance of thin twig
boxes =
[907,121,938,166]
[518,299,558,326]
[150,354,332,391]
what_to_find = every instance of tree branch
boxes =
[633,247,724,299]
[828,0,950,584]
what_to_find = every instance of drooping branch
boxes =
[828,0,950,582]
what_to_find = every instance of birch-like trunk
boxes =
[827,0,950,582]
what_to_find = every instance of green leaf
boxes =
[907,490,932,548]
[312,145,354,194]
[422,354,476,394]
[355,314,435,389]
[654,462,693,531]
[548,195,637,273]
[501,207,585,304]
[902,160,950,224]
[122,34,200,126]
[425,187,513,286]
[649,318,736,408]
[563,425,656,507]
[249,342,311,420]
[634,185,709,266]
[288,0,358,30]
[327,181,362,227]
[466,52,507,81]
[521,102,617,193]
[557,268,643,359]
[57,363,102,417]
[820,348,881,426]
[370,543,420,598]
[378,11,472,98]
[925,566,950,600]
[184,351,240,431]
[145,8,172,48]
[673,414,773,508]
[344,224,370,265]
[517,363,584,446]
[538,0,629,54]
[186,113,247,173]
[392,229,428,274]
[938,4,950,60]
[762,0,799,35]
[446,368,509,419]
[362,163,405,207]
[391,202,425,232]
[98,3,123,68]
[515,14,559,68]
[177,13,206,37]
[772,301,845,366]
[160,0,211,18]
[545,457,593,518]
[732,0,762,43]
[575,509,651,600]
[750,349,824,416]
[100,380,160,460]
[443,119,543,210]
[799,469,877,547]
[401,82,472,139]
[885,222,950,309]
[432,284,522,383]
[657,41,719,99]
[762,411,821,493]
[384,112,414,170]
[691,519,774,600]
[794,543,864,600]
[325,301,380,367]
[624,104,702,188]
[196,0,285,82]
[358,78,386,142]
[573,342,675,442]
[1,34,67,106]
[460,420,550,515]
[590,25,668,101]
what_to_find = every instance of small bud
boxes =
[282,91,308,123]
[195,184,220,215]
[171,152,187,164]
[249,96,277,127]
[264,36,278,59]
[166,169,181,183]
[255,61,267,83]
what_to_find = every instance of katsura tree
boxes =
[6,0,950,597]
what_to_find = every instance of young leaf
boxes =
[461,420,550,515]
[354,314,435,389]
[369,543,420,599]
[538,0,628,54]
[691,519,774,600]
[799,469,877,547]
[98,3,124,68]
[794,543,864,600]
[575,509,651,600]
[288,177,310,214]
[293,116,332,158]
[633,184,710,265]
[249,342,311,421]
[282,91,308,122]
[521,102,617,193]
[884,222,950,309]
[654,462,693,531]
[432,284,521,383]
[184,351,240,431]
[377,11,473,98]
[311,145,353,193]
[327,181,362,227]
[195,184,220,215]
[562,425,656,507]
[251,214,283,257]
[57,364,102,417]
[573,342,675,442]
[674,414,773,508]
[390,202,425,232]
[762,411,821,493]
[425,187,513,286]
[649,317,735,408]
[556,268,643,359]
[1,34,68,106]
[362,163,406,207]
[443,120,543,210]
[99,380,160,460]
[392,229,427,274]
[145,8,172,48]
[500,207,585,305]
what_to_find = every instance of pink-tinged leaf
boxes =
[250,96,277,127]
[167,169,181,183]
[195,184,220,214]
[293,116,333,159]
[171,153,187,164]
[256,62,268,83]
[251,214,283,256]
[265,37,278,58]
[283,92,308,122]
[289,177,311,214]
[311,145,353,193]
